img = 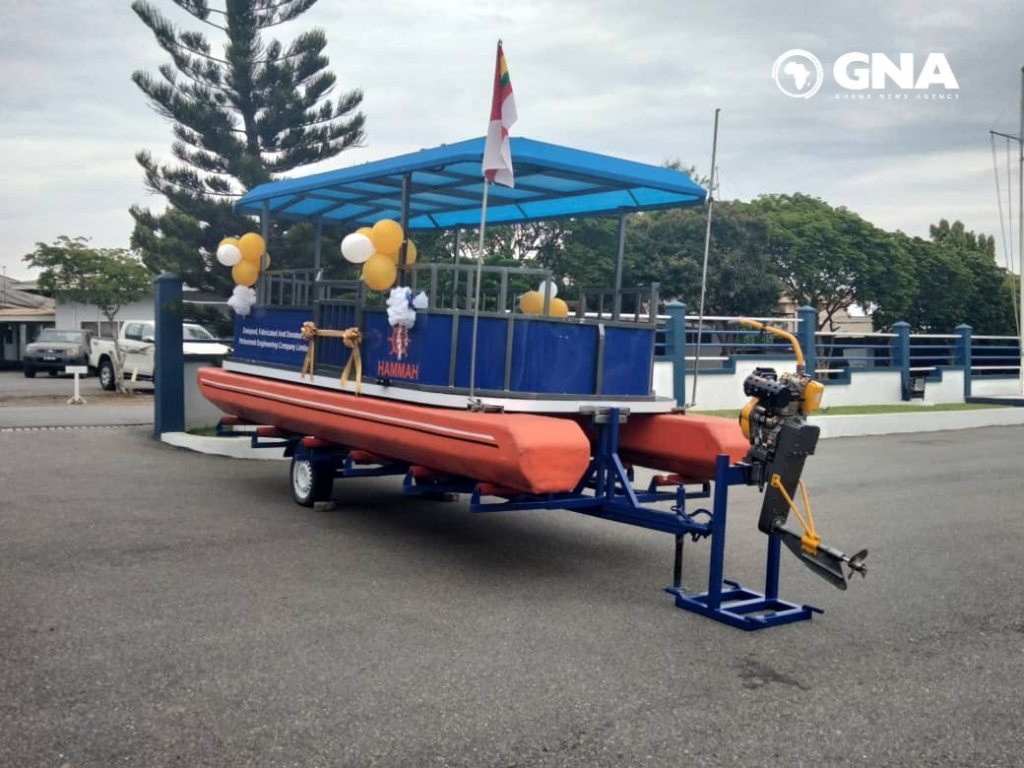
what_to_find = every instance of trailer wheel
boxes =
[291,455,334,507]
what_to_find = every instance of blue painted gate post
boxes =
[955,324,972,400]
[893,321,911,401]
[797,306,817,377]
[153,272,184,437]
[665,301,686,405]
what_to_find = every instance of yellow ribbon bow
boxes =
[298,322,363,394]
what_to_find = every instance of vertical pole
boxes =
[259,201,270,297]
[398,173,411,283]
[665,301,686,405]
[313,216,323,276]
[1018,66,1023,395]
[764,535,781,601]
[797,305,817,377]
[955,323,973,400]
[893,321,911,401]
[706,453,730,610]
[613,211,626,320]
[452,228,462,308]
[689,107,721,407]
[469,182,490,402]
[672,535,683,590]
[153,272,184,437]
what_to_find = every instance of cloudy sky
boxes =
[2,0,1022,279]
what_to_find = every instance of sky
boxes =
[1,0,1022,279]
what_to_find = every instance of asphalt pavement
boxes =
[2,424,1023,766]
[0,370,153,429]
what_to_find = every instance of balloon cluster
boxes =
[519,279,569,318]
[217,233,269,289]
[340,219,418,291]
[228,285,257,316]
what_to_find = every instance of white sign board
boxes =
[65,365,89,374]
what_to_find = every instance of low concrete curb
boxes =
[812,407,1024,438]
[160,431,287,460]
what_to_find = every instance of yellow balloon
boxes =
[357,226,374,238]
[239,232,266,264]
[370,219,404,255]
[220,236,240,248]
[519,290,543,315]
[387,239,418,265]
[362,253,397,291]
[548,297,569,317]
[232,260,259,287]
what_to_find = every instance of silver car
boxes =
[22,329,93,378]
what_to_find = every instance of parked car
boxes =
[90,320,232,391]
[22,329,93,378]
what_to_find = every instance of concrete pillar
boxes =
[153,272,184,436]
[665,301,686,405]
[797,306,817,377]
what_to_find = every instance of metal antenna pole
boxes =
[688,108,721,408]
[1018,66,1023,395]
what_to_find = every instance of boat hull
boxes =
[197,367,592,494]
[613,412,748,481]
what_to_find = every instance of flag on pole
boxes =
[482,40,518,187]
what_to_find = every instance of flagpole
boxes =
[468,181,490,405]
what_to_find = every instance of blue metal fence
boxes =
[656,306,1020,401]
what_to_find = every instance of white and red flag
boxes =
[481,41,518,187]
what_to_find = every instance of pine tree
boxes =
[130,0,366,292]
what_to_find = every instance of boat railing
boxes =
[256,268,319,307]
[399,262,554,315]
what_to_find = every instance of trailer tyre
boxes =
[291,455,334,507]
[98,358,116,391]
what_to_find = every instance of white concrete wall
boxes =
[921,370,964,404]
[653,361,970,409]
[184,359,231,430]
[971,377,1022,397]
[812,371,901,407]
[56,296,156,330]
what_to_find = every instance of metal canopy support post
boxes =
[398,173,412,283]
[613,211,626,319]
[452,228,462,306]
[313,216,323,277]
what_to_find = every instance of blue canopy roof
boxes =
[235,136,706,230]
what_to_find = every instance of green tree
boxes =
[130,0,365,293]
[889,220,1016,333]
[23,237,152,392]
[750,193,915,330]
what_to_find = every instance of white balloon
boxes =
[341,233,375,264]
[216,243,242,267]
[538,279,559,299]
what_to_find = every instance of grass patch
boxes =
[693,402,1007,418]
[186,425,220,436]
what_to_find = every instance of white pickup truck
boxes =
[90,320,231,390]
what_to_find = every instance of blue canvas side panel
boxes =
[601,326,655,395]
[453,316,508,390]
[509,319,597,394]
[359,309,453,386]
